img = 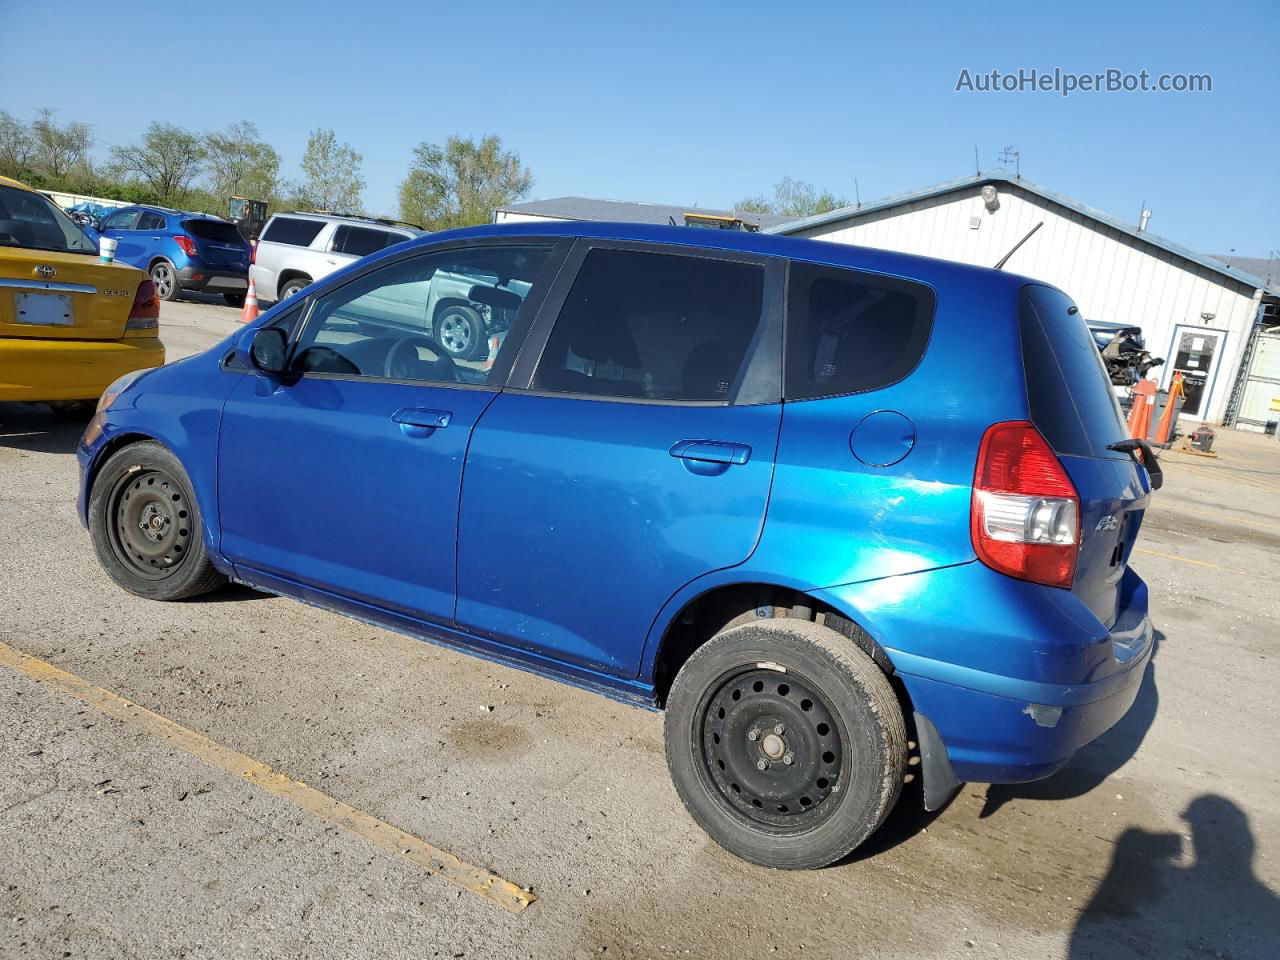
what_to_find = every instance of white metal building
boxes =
[767,174,1280,427]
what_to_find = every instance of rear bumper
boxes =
[0,336,164,403]
[178,266,247,293]
[813,562,1153,787]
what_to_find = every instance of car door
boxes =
[135,210,168,265]
[217,240,566,623]
[456,241,784,677]
[100,208,143,265]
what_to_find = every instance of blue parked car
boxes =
[90,205,251,305]
[76,222,1158,868]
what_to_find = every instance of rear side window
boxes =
[533,248,765,402]
[785,262,934,400]
[261,216,325,247]
[1020,285,1127,458]
[184,219,244,244]
[333,225,397,257]
[137,211,166,230]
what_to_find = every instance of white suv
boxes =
[250,213,420,303]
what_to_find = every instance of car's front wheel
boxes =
[88,441,225,601]
[433,304,484,360]
[150,261,181,301]
[665,618,907,869]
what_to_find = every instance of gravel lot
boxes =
[2,297,1277,959]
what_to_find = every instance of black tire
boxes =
[150,260,181,301]
[432,303,485,360]
[88,441,225,601]
[49,400,96,422]
[665,618,907,869]
[223,292,246,308]
[278,276,310,301]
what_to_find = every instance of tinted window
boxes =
[1020,285,1128,458]
[104,208,141,231]
[292,245,553,386]
[262,216,325,247]
[0,186,97,254]
[137,211,166,230]
[785,262,934,400]
[184,219,244,244]
[333,225,399,257]
[533,248,765,401]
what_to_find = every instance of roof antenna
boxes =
[854,178,861,209]
[974,145,980,177]
[998,145,1020,179]
[995,221,1043,269]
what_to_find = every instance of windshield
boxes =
[0,186,97,255]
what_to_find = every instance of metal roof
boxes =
[766,172,1278,295]
[494,196,797,231]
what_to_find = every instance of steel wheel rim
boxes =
[281,282,298,299]
[105,468,193,580]
[151,264,173,298]
[438,311,472,353]
[698,667,846,831]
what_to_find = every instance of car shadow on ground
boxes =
[0,404,86,455]
[978,630,1164,819]
[1068,793,1279,958]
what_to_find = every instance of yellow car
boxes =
[0,175,164,418]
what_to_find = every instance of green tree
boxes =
[398,134,533,230]
[735,176,849,219]
[204,121,280,201]
[110,122,206,205]
[298,128,364,214]
[31,109,92,180]
[0,112,36,179]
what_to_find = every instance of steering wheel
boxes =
[384,335,458,382]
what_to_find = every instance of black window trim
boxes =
[225,236,573,391]
[780,257,939,403]
[507,238,784,408]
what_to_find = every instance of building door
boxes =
[1167,326,1225,418]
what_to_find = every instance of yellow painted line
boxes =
[0,640,535,914]
[1133,547,1220,569]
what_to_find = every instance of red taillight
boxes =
[971,421,1080,589]
[125,278,160,331]
[173,234,196,256]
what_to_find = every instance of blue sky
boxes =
[4,0,1276,254]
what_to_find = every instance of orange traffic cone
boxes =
[240,278,259,324]
[1127,379,1157,440]
[1152,372,1185,447]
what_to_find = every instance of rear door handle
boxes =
[392,408,452,436]
[669,440,752,465]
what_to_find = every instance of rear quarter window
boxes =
[784,261,935,400]
[261,216,325,247]
[333,225,398,257]
[1019,284,1128,458]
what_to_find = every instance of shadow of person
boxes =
[979,631,1162,819]
[1070,794,1279,959]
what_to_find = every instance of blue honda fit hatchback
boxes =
[76,222,1157,868]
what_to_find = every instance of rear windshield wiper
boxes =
[1108,438,1163,491]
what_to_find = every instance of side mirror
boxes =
[237,327,288,376]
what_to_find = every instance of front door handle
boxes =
[392,407,452,437]
[670,440,752,475]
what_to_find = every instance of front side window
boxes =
[104,208,140,231]
[0,186,97,254]
[532,248,765,401]
[784,262,935,400]
[261,216,325,247]
[333,225,398,257]
[290,244,554,385]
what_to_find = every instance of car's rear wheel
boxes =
[150,261,180,301]
[223,292,246,308]
[278,277,310,301]
[433,304,484,360]
[665,618,907,869]
[88,441,225,601]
